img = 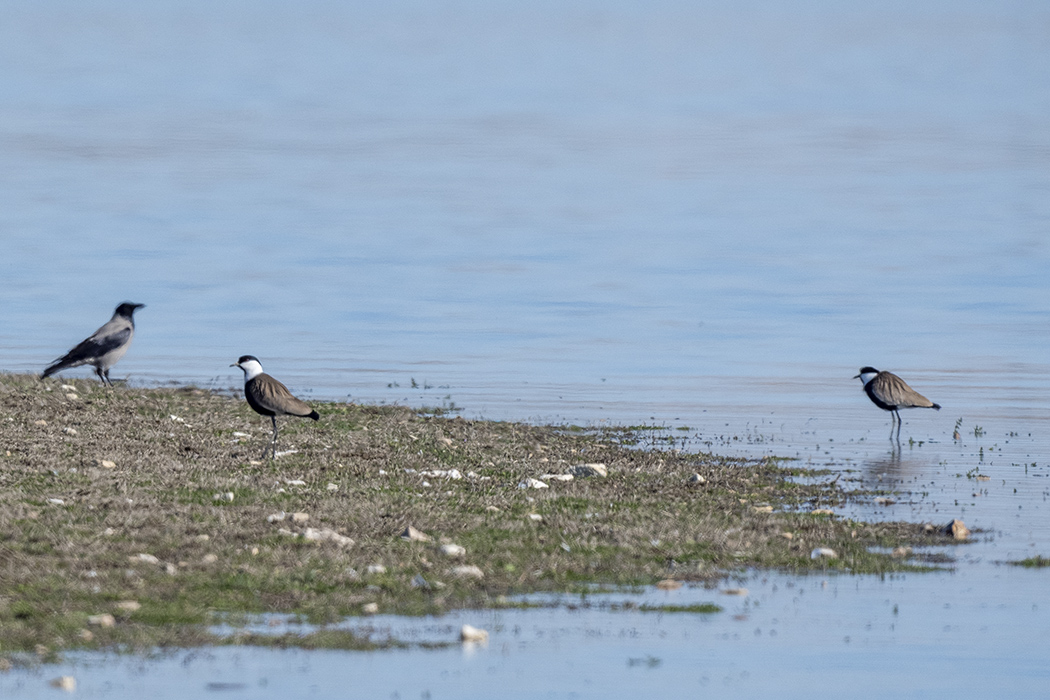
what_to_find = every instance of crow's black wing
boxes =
[43,328,131,376]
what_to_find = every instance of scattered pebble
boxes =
[213,492,234,502]
[420,469,463,480]
[65,393,78,401]
[284,479,306,486]
[722,588,749,597]
[87,614,116,628]
[195,534,211,542]
[527,513,543,522]
[34,420,47,426]
[47,498,65,506]
[133,553,160,565]
[437,436,454,447]
[99,459,117,469]
[366,564,387,575]
[451,565,484,579]
[751,505,774,513]
[202,554,219,564]
[411,574,430,589]
[892,546,913,558]
[485,505,501,513]
[291,512,310,524]
[169,415,185,423]
[810,508,834,516]
[440,543,466,558]
[59,384,76,391]
[77,629,94,642]
[539,473,574,482]
[688,473,706,485]
[810,547,838,560]
[302,528,355,547]
[569,463,608,478]
[518,478,549,490]
[780,531,794,540]
[274,450,299,459]
[460,624,489,643]
[326,482,339,491]
[361,602,379,615]
[49,676,76,692]
[63,427,78,436]
[401,526,431,542]
[267,512,287,523]
[873,497,896,506]
[114,601,141,612]
[946,519,970,540]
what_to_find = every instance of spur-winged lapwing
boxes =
[42,302,145,385]
[232,355,319,459]
[854,366,940,439]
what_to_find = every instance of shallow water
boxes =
[1,0,1049,696]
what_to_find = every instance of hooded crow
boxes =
[42,302,145,385]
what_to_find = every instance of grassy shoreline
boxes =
[0,373,956,655]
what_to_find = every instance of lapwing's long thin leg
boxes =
[270,415,280,460]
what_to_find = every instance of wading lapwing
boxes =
[232,355,319,459]
[42,302,145,386]
[854,366,940,440]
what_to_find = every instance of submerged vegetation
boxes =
[0,374,959,654]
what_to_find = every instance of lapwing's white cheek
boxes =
[859,372,878,386]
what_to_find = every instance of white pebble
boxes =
[810,547,838,560]
[518,478,549,490]
[440,544,466,558]
[460,624,489,643]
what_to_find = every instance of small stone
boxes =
[810,547,838,560]
[213,492,234,502]
[202,553,219,564]
[291,512,310,524]
[485,505,501,512]
[34,419,47,426]
[518,478,549,490]
[440,543,466,558]
[451,565,484,579]
[527,513,543,522]
[810,508,834,516]
[77,629,94,642]
[195,534,211,542]
[48,498,65,506]
[946,519,970,540]
[362,602,379,615]
[411,574,430,589]
[688,473,706,485]
[366,564,387,575]
[114,600,141,612]
[539,473,574,482]
[63,427,78,436]
[722,588,749,597]
[65,393,79,400]
[326,483,339,491]
[87,613,116,628]
[460,624,488,643]
[132,553,160,565]
[780,532,794,540]
[569,463,608,478]
[284,479,306,486]
[49,676,76,692]
[656,579,682,590]
[302,528,354,547]
[99,459,117,469]
[401,526,431,542]
[751,505,774,513]
[892,546,913,558]
[873,497,895,506]
[60,384,76,391]
[267,512,287,523]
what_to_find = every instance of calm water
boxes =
[1,0,1049,696]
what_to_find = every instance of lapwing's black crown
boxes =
[858,366,879,375]
[237,355,260,365]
